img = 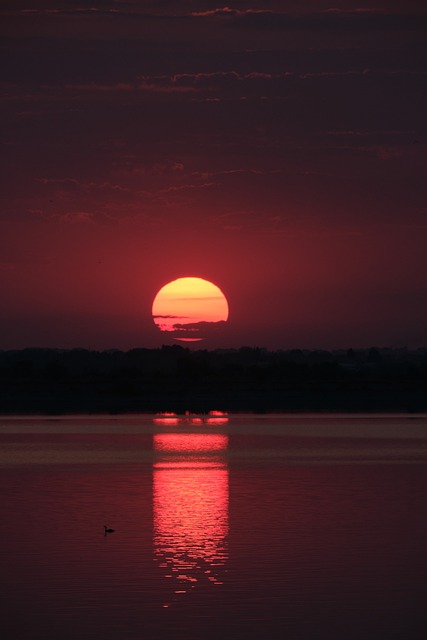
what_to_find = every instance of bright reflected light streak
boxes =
[153,433,229,604]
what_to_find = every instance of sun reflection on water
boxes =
[153,433,228,604]
[153,412,229,427]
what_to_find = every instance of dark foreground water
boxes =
[1,414,427,639]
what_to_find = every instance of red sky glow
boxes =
[1,0,426,350]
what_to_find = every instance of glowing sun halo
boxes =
[152,277,229,342]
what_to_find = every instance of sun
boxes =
[152,277,229,342]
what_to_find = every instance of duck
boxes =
[104,525,115,534]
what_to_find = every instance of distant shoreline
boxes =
[1,409,427,418]
[1,346,426,415]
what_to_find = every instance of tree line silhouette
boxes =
[0,346,426,414]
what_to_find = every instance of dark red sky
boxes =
[1,1,426,350]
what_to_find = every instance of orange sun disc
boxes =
[152,277,229,342]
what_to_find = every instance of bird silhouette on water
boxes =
[104,525,115,535]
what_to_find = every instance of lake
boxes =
[1,414,427,639]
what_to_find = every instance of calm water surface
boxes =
[1,414,427,639]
